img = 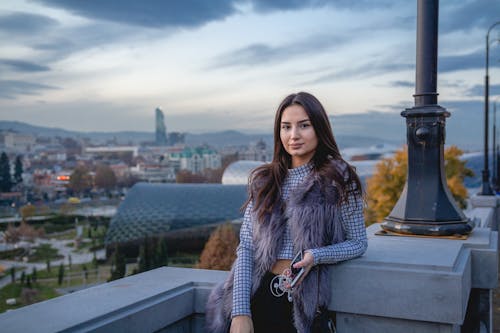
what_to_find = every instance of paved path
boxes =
[0,237,106,288]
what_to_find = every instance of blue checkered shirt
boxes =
[232,162,367,317]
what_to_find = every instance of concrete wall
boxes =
[0,267,225,333]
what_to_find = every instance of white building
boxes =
[166,147,221,174]
[2,132,36,153]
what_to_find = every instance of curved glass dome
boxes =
[105,182,247,244]
[222,160,265,185]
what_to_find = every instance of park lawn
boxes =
[0,263,112,314]
[35,262,101,279]
[49,229,77,240]
[0,282,59,314]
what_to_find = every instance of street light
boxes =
[493,97,497,190]
[495,97,500,191]
[480,21,500,195]
[380,0,472,236]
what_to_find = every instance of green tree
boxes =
[92,252,98,268]
[20,271,26,285]
[197,223,238,271]
[0,152,12,192]
[154,237,169,268]
[138,235,152,272]
[10,266,15,283]
[14,155,23,184]
[364,145,474,225]
[58,263,64,285]
[32,267,37,283]
[83,264,88,281]
[94,164,117,190]
[69,165,92,194]
[108,244,126,281]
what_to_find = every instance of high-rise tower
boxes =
[155,107,168,146]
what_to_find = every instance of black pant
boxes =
[250,272,297,333]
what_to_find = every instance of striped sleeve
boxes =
[231,202,254,317]
[308,186,367,265]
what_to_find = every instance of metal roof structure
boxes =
[105,182,247,244]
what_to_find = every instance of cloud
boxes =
[389,80,414,87]
[464,84,500,97]
[439,49,488,72]
[304,62,413,85]
[305,47,496,85]
[440,0,500,33]
[0,11,58,34]
[0,80,59,99]
[210,33,347,68]
[30,0,398,30]
[33,0,238,29]
[0,59,50,72]
[250,0,394,12]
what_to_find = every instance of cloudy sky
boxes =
[0,0,499,147]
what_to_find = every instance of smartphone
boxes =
[290,250,305,288]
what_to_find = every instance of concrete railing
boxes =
[1,194,498,333]
[0,267,226,333]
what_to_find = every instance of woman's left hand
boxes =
[291,251,314,287]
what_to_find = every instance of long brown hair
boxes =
[247,92,362,221]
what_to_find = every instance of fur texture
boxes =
[205,162,345,333]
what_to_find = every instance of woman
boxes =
[206,92,367,333]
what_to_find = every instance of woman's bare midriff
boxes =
[271,259,292,275]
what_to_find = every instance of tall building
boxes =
[155,107,168,146]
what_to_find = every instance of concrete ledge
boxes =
[336,312,460,333]
[330,225,470,324]
[470,195,500,209]
[0,267,227,333]
[467,207,495,228]
[463,228,498,289]
[330,223,497,326]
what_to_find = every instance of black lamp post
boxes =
[380,0,472,236]
[495,98,500,191]
[481,21,500,195]
[493,98,497,190]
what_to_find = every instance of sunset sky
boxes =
[0,0,499,145]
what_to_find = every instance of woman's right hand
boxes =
[230,315,254,333]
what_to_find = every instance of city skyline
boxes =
[0,0,499,144]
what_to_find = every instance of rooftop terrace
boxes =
[0,193,497,333]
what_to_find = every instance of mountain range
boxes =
[0,120,402,149]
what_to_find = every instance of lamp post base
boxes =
[481,170,494,195]
[380,217,474,237]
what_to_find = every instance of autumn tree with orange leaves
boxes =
[364,145,473,226]
[197,223,238,271]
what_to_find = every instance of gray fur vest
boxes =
[205,167,345,333]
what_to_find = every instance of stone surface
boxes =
[0,267,227,333]
[470,195,500,209]
[329,222,497,327]
[336,313,460,333]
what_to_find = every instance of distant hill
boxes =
[0,120,400,149]
[0,121,153,144]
